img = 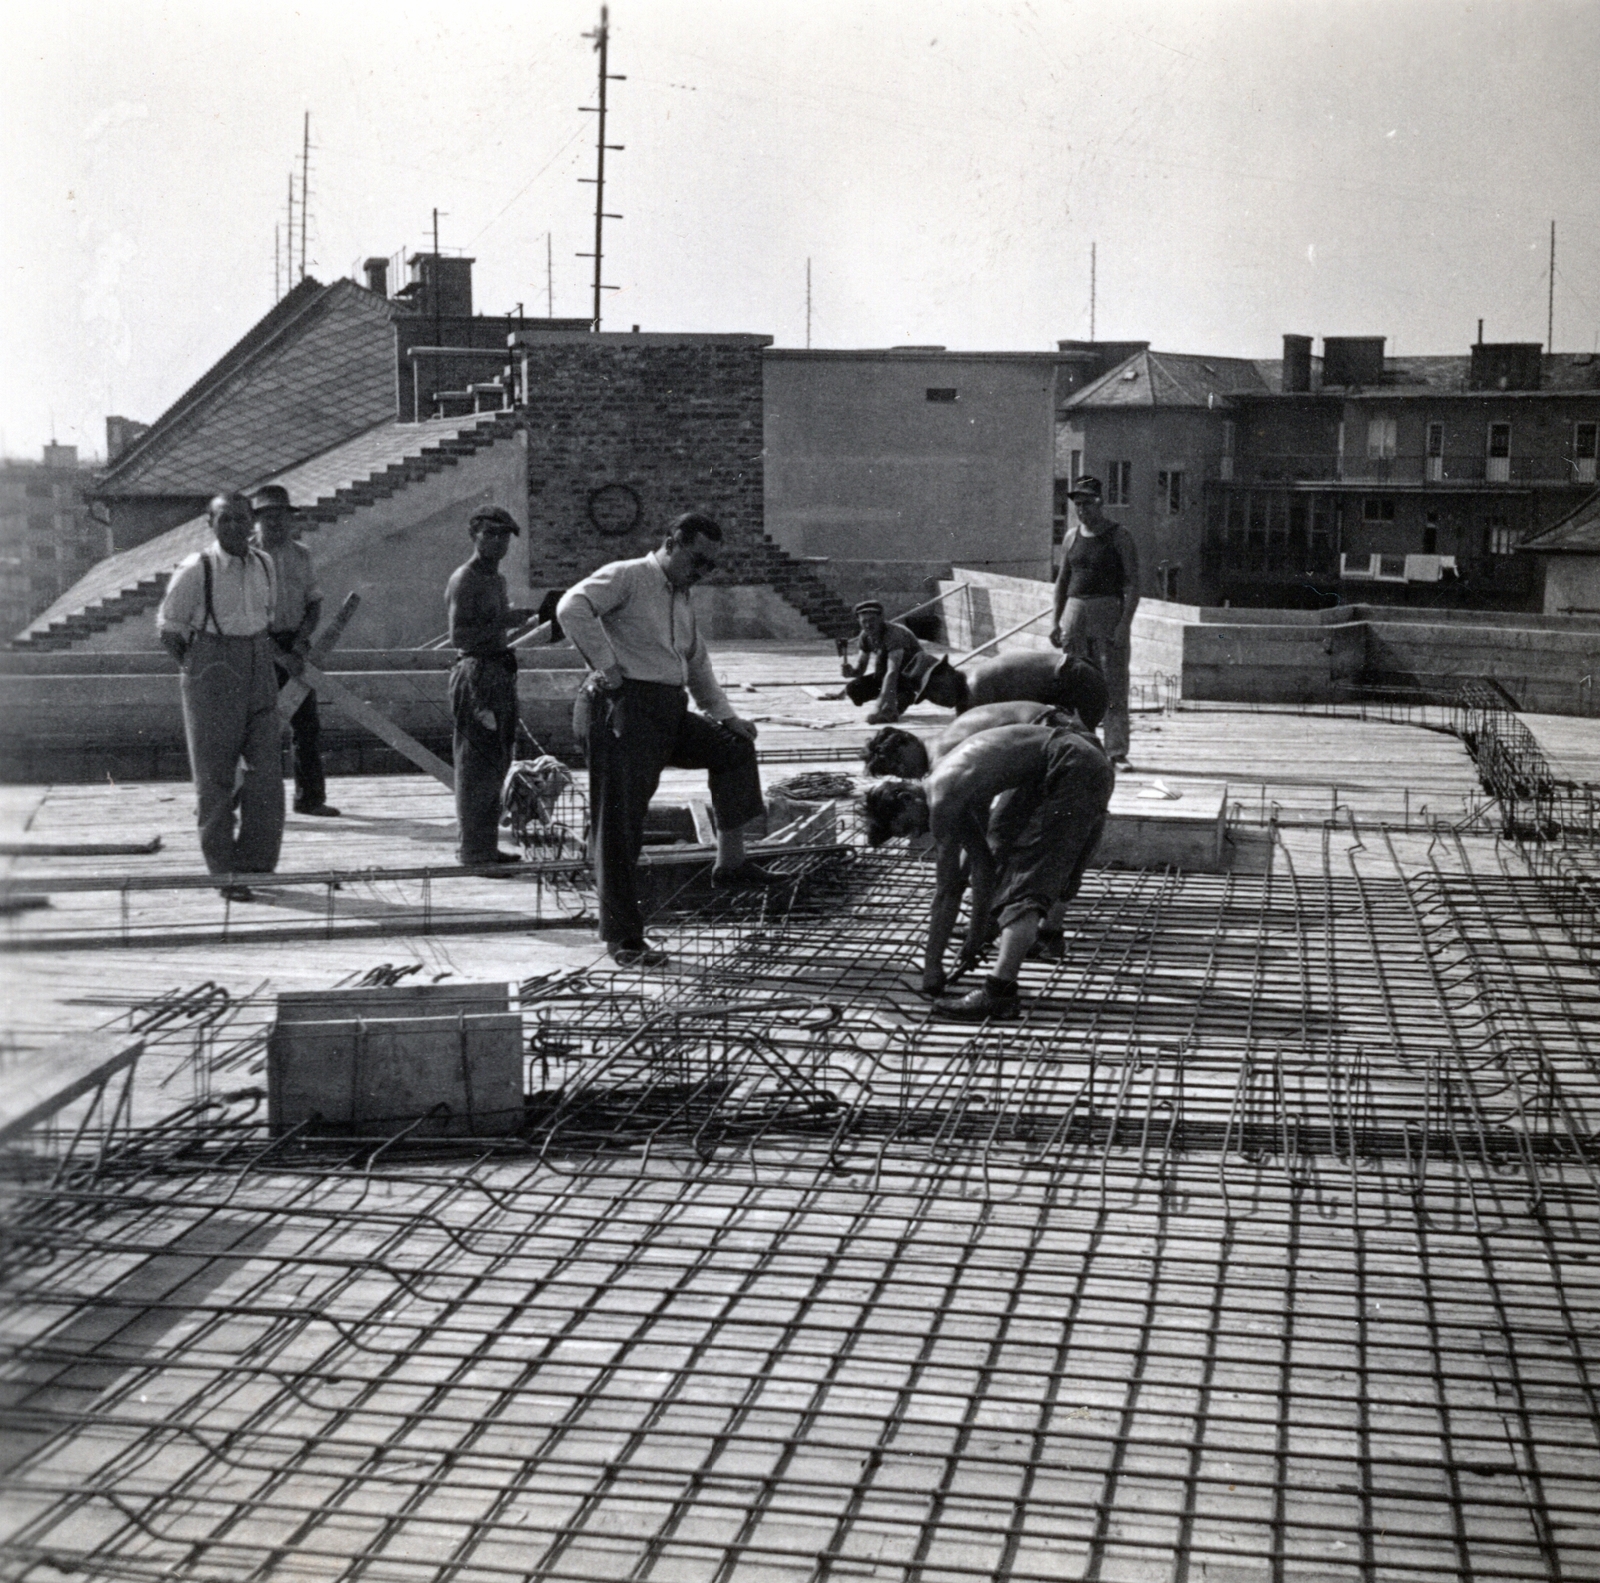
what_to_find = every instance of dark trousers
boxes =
[450,653,519,862]
[271,633,325,811]
[179,631,285,876]
[588,679,765,945]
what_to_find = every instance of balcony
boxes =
[1227,452,1590,488]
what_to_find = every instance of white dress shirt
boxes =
[157,543,277,639]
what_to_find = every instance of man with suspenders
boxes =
[156,492,284,899]
[1051,474,1140,765]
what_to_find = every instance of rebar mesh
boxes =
[2,829,1597,1582]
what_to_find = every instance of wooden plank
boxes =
[305,663,455,788]
[0,1031,144,1143]
[0,836,162,857]
[277,591,362,720]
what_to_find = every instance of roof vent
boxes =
[1282,334,1313,393]
[1469,342,1542,391]
[364,257,390,298]
[1322,337,1385,386]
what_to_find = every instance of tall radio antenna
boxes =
[577,7,624,330]
[299,112,311,282]
[1090,241,1097,341]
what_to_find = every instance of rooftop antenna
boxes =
[547,232,554,317]
[1090,241,1097,342]
[806,258,812,349]
[299,112,311,282]
[1548,220,1556,352]
[578,7,624,330]
[274,224,280,303]
[432,207,445,350]
[286,173,295,286]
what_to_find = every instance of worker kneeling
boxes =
[862,721,1114,1020]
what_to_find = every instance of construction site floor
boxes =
[1,642,1596,1582]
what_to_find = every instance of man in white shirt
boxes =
[156,492,284,899]
[557,512,779,968]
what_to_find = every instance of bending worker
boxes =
[862,716,1114,1020]
[1051,474,1140,764]
[446,505,535,866]
[842,600,963,721]
[557,511,781,971]
[156,491,283,900]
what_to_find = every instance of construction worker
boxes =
[557,511,778,970]
[446,505,535,866]
[252,484,338,817]
[841,600,965,721]
[156,492,283,899]
[862,659,1108,778]
[1051,474,1140,765]
[861,718,1114,1019]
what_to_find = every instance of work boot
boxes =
[218,884,257,903]
[937,976,1021,1021]
[1027,930,1066,962]
[711,860,787,888]
[297,803,341,817]
[609,940,671,969]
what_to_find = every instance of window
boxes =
[1105,460,1132,506]
[1362,498,1396,522]
[1488,514,1518,557]
[1051,479,1072,545]
[1162,565,1180,600]
[1486,421,1511,482]
[1366,418,1397,460]
[1069,448,1082,485]
[1156,470,1184,515]
[925,388,958,403]
[1426,421,1444,482]
[1423,511,1439,555]
[1576,422,1598,484]
[24,479,51,499]
[30,542,57,559]
[1219,421,1235,482]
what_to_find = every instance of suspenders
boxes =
[198,548,273,636]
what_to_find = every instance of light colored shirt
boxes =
[557,548,733,719]
[258,536,321,634]
[157,542,276,639]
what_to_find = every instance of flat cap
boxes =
[1067,475,1103,499]
[853,600,884,616]
[469,505,521,535]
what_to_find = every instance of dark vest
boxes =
[1064,526,1124,600]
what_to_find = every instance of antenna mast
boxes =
[547,233,554,317]
[1548,220,1556,352]
[806,258,812,349]
[286,174,295,285]
[578,7,624,330]
[299,112,310,281]
[1090,241,1097,341]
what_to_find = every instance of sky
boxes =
[3,0,1599,461]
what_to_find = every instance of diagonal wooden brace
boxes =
[302,664,455,788]
[277,591,362,719]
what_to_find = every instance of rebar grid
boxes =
[2,832,1598,1582]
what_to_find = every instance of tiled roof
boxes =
[1235,352,1600,397]
[16,414,519,648]
[1065,350,1271,409]
[1520,490,1600,555]
[95,279,400,499]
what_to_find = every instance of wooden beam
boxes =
[304,663,455,788]
[0,1031,144,1144]
[277,591,362,720]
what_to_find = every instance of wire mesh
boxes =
[1,830,1597,1582]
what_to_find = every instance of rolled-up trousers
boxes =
[1061,595,1130,757]
[587,679,765,945]
[179,631,285,876]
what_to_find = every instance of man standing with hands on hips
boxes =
[156,491,284,900]
[1051,474,1140,766]
[252,484,338,818]
[558,511,780,970]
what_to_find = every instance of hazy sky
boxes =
[4,0,1598,460]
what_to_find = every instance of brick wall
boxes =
[520,338,767,588]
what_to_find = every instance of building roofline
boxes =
[764,348,1072,364]
[511,331,773,348]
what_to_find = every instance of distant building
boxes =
[0,445,105,639]
[1519,489,1600,618]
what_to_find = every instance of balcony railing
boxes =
[1229,453,1592,487]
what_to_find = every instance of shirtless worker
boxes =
[861,719,1114,1020]
[841,600,963,722]
[861,658,1108,778]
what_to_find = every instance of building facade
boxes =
[0,445,105,639]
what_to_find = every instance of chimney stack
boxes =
[1281,334,1312,394]
[364,257,390,298]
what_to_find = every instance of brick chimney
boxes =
[364,257,389,298]
[396,254,474,319]
[105,415,150,462]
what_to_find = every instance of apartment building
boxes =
[0,444,105,639]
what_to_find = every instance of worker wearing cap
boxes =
[841,600,963,722]
[156,492,283,899]
[1051,475,1140,765]
[252,484,338,817]
[557,511,777,970]
[446,505,536,865]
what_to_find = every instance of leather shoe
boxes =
[218,884,257,903]
[461,850,522,866]
[609,940,671,969]
[296,803,341,817]
[936,978,1021,1021]
[711,860,787,888]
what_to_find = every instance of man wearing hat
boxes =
[1050,475,1140,765]
[252,484,338,817]
[156,492,283,899]
[446,505,536,866]
[841,600,962,722]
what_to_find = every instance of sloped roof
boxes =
[1065,350,1271,409]
[1519,490,1600,556]
[17,415,515,646]
[95,278,400,499]
[1233,352,1600,398]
